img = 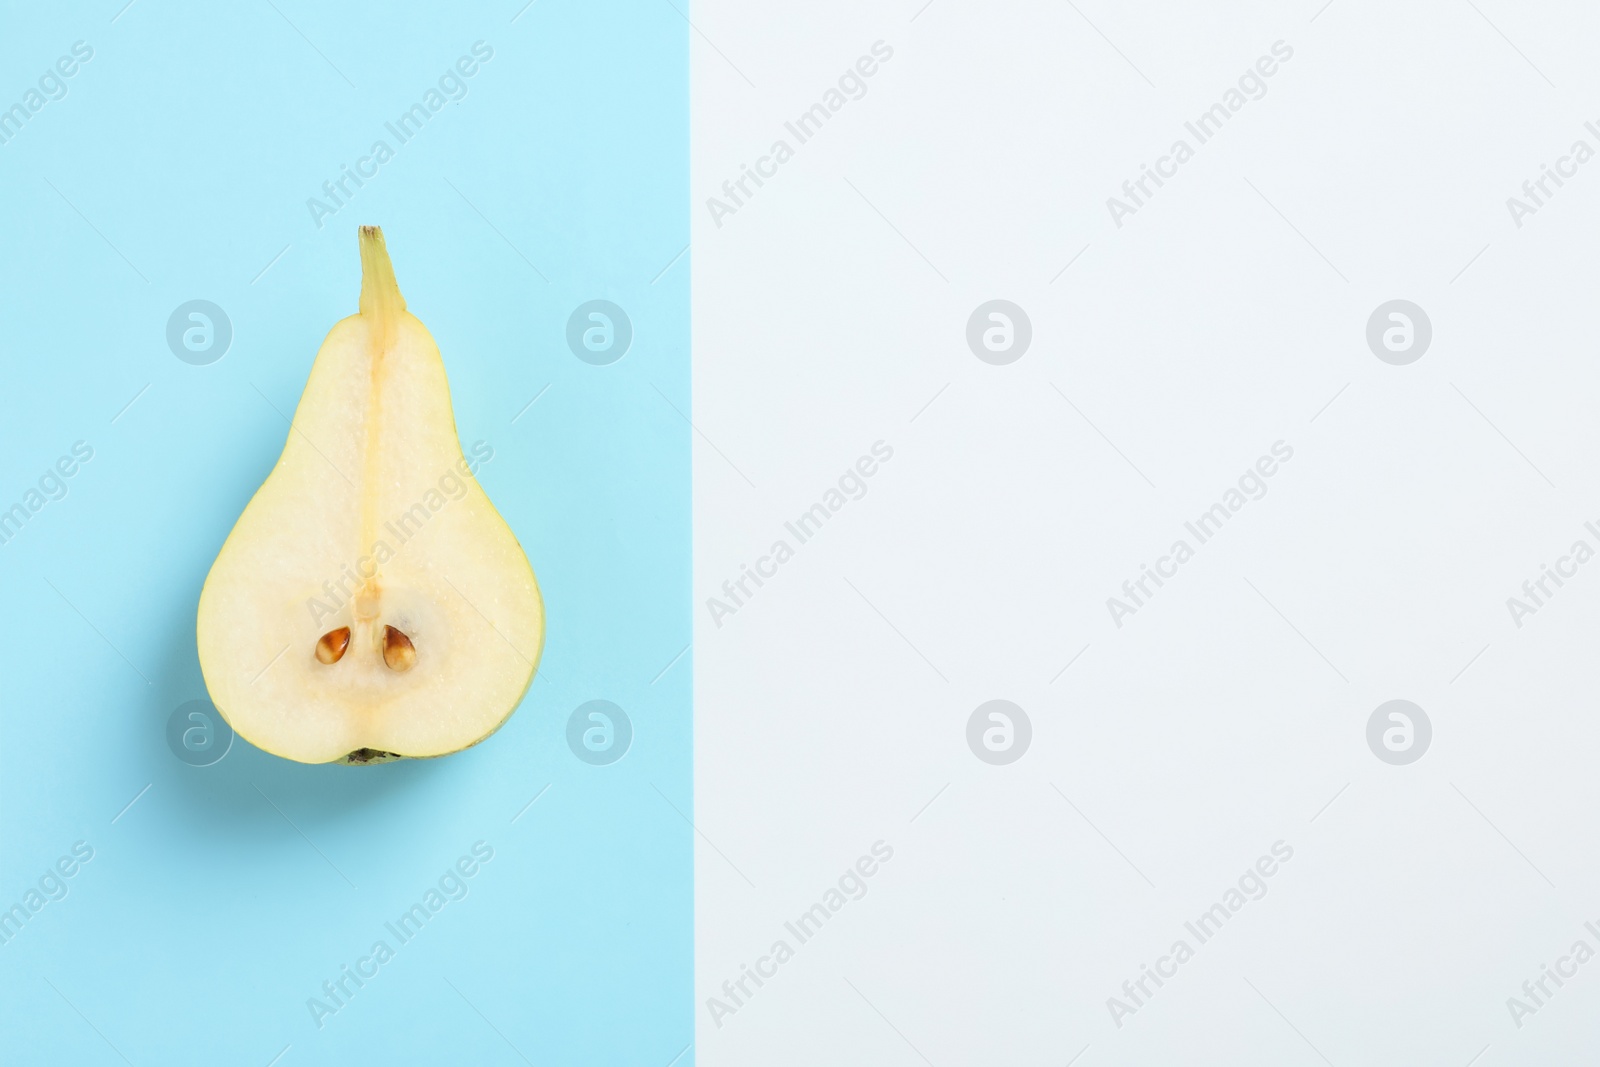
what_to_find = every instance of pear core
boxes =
[196,226,543,764]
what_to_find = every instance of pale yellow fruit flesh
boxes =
[196,227,543,764]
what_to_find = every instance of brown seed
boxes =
[315,627,351,664]
[383,625,416,672]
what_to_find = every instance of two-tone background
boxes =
[6,1,1600,1064]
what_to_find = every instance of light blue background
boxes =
[0,2,690,1064]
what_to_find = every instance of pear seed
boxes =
[383,625,416,672]
[315,627,351,664]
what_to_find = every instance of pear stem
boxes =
[358,225,405,350]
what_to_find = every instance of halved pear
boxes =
[197,226,543,765]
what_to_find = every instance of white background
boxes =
[693,1,1600,1062]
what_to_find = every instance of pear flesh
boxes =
[197,227,543,764]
